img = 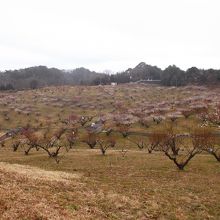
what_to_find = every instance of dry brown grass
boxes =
[0,165,75,219]
[0,156,146,220]
[0,162,81,182]
[0,148,220,219]
[0,84,220,219]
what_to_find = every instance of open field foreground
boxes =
[0,150,220,219]
[0,84,219,219]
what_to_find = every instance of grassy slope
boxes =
[0,85,219,219]
[0,148,220,219]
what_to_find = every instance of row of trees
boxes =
[93,64,220,86]
[147,125,219,170]
[0,66,103,90]
[0,63,220,90]
[2,104,219,170]
[7,121,220,169]
[0,84,14,90]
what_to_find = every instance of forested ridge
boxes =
[0,62,219,90]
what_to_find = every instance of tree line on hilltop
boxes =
[0,62,219,90]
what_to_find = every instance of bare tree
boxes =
[161,125,181,156]
[23,128,67,163]
[192,127,220,162]
[22,129,40,155]
[82,132,97,149]
[96,137,116,155]
[116,122,131,138]
[152,125,201,170]
[119,145,128,158]
[163,144,200,170]
[148,131,166,153]
[181,109,194,119]
[12,140,22,152]
[79,116,94,127]
[153,116,163,124]
[64,128,78,150]
[138,117,150,128]
[202,104,220,126]
[128,136,146,150]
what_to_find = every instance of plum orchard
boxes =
[1,103,220,169]
[0,85,220,169]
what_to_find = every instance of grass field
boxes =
[0,84,219,219]
[0,148,220,219]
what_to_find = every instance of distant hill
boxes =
[0,63,219,90]
[161,65,220,86]
[93,62,220,86]
[65,67,104,85]
[94,63,163,85]
[124,62,162,81]
[0,66,104,90]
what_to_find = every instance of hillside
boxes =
[0,63,220,90]
[0,84,219,219]
[0,66,103,90]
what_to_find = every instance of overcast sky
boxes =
[0,0,219,72]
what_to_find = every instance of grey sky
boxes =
[0,0,219,72]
